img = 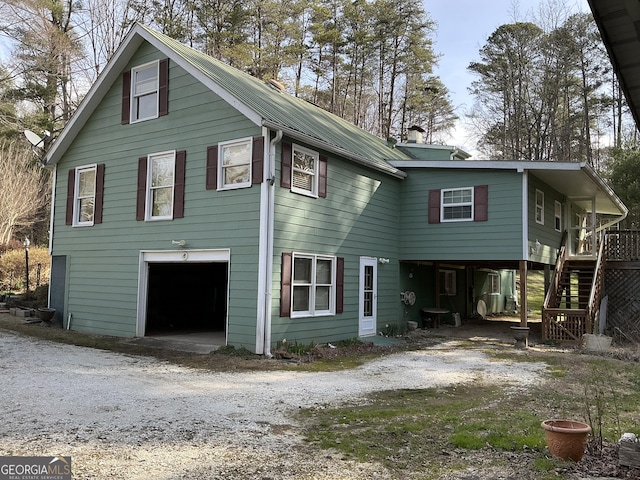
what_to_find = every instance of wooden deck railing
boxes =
[585,234,606,333]
[605,230,640,261]
[542,232,605,343]
[543,232,568,311]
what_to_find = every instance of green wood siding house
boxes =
[44,25,627,353]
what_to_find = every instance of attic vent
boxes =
[266,79,286,92]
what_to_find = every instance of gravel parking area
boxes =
[0,331,547,479]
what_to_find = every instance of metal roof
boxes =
[45,24,410,178]
[588,0,640,130]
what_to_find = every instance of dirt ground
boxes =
[1,313,637,479]
[0,322,550,480]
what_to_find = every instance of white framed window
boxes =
[146,151,175,220]
[441,187,473,222]
[291,253,335,317]
[292,144,319,197]
[74,165,97,226]
[554,201,562,232]
[219,137,252,189]
[489,273,500,295]
[440,270,456,295]
[535,189,544,225]
[131,61,159,122]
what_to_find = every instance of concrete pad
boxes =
[125,331,225,354]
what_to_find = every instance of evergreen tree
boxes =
[603,145,640,228]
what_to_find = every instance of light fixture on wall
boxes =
[172,240,186,247]
[378,257,390,264]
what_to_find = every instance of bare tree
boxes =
[0,141,49,245]
[79,0,142,80]
[0,0,84,144]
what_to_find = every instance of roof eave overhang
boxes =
[43,26,146,167]
[389,159,627,217]
[587,0,640,131]
[44,24,265,167]
[580,162,629,219]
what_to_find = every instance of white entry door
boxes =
[359,257,377,336]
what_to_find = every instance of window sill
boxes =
[291,312,335,319]
[290,189,318,199]
[219,183,251,191]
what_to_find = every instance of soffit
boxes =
[588,0,640,130]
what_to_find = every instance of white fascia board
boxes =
[44,24,262,166]
[44,28,145,166]
[134,28,262,128]
[581,163,628,217]
[387,159,585,171]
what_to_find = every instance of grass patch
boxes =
[301,384,548,476]
[286,354,375,372]
[299,350,640,478]
[527,270,546,317]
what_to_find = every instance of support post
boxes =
[435,262,440,308]
[519,260,527,327]
[24,238,30,295]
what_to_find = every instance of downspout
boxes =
[596,213,628,233]
[259,128,282,357]
[520,171,529,328]
[47,165,57,306]
[449,148,459,160]
[521,170,529,259]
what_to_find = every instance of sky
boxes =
[1,0,595,156]
[425,0,592,156]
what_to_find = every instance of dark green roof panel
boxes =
[140,25,411,174]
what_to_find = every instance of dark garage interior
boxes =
[145,262,228,335]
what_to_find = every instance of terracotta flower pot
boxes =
[541,419,591,461]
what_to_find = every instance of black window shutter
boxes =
[252,137,264,185]
[318,155,327,198]
[474,185,488,222]
[336,257,344,314]
[136,157,147,221]
[121,70,131,125]
[158,59,169,117]
[428,189,441,224]
[281,142,292,188]
[65,169,75,225]
[206,145,218,190]
[94,164,105,224]
[280,252,292,317]
[173,151,186,218]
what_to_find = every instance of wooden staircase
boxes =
[542,236,605,343]
[557,260,595,309]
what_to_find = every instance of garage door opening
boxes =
[145,262,228,336]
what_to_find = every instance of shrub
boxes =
[0,246,51,291]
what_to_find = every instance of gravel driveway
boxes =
[0,331,547,479]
